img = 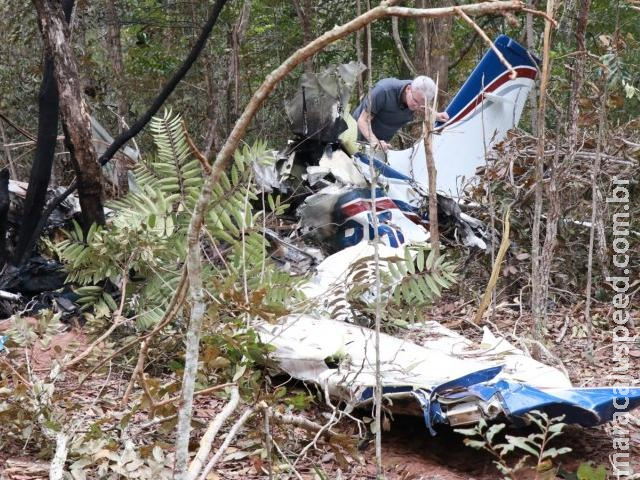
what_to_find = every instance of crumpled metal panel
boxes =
[257,314,640,431]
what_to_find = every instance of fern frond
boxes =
[148,109,203,207]
[204,143,264,244]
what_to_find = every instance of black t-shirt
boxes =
[352,78,413,142]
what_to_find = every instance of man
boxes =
[352,76,449,151]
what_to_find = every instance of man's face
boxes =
[406,85,426,112]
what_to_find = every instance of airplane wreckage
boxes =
[253,35,640,431]
[2,36,639,433]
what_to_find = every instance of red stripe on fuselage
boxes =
[341,197,398,218]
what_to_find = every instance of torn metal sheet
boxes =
[257,315,640,430]
[263,228,324,275]
[299,243,411,320]
[285,62,365,143]
[305,147,367,187]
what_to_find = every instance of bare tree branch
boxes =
[188,386,240,480]
[391,17,418,75]
[455,7,516,79]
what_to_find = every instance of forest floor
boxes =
[1,300,639,479]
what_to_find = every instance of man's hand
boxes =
[376,140,391,152]
[436,111,450,123]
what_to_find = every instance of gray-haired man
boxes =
[352,75,449,151]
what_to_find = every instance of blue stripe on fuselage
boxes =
[354,152,412,181]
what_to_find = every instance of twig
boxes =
[0,357,33,387]
[120,339,149,407]
[139,371,157,409]
[584,72,609,358]
[271,437,305,480]
[198,406,255,480]
[522,7,558,25]
[390,17,417,75]
[270,410,349,442]
[0,290,20,301]
[531,0,556,340]
[262,402,273,480]
[183,119,211,176]
[363,6,384,477]
[139,413,178,430]
[187,385,240,480]
[555,316,570,344]
[424,77,440,257]
[155,382,234,409]
[473,207,511,323]
[454,7,516,79]
[0,111,36,141]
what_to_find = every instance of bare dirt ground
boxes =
[1,301,638,479]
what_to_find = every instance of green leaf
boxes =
[576,463,607,480]
[541,446,572,460]
[505,435,539,457]
[454,427,479,436]
[416,247,425,270]
[486,423,506,443]
[425,275,441,296]
[463,439,488,449]
[404,248,415,275]
[425,248,436,269]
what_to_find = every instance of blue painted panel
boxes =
[466,380,640,427]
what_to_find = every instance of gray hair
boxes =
[411,76,436,102]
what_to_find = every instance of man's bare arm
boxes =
[356,110,390,151]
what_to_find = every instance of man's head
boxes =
[405,76,436,111]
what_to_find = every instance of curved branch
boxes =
[448,17,494,70]
[455,7,516,79]
[391,16,418,76]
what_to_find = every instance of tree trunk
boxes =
[531,0,556,339]
[33,0,105,229]
[292,0,314,74]
[525,0,538,136]
[0,169,10,265]
[567,0,591,153]
[15,0,74,264]
[226,0,251,130]
[356,0,364,99]
[104,0,126,122]
[414,0,453,106]
[103,0,130,195]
